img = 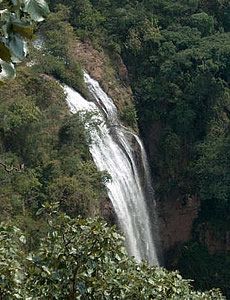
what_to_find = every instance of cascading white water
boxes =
[64,73,159,265]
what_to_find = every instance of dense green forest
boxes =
[1,0,230,298]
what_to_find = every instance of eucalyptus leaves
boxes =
[0,0,49,84]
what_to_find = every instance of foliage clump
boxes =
[0,204,225,299]
[0,0,50,83]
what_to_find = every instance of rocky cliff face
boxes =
[158,194,200,265]
[198,225,230,254]
[144,119,230,264]
[72,40,133,112]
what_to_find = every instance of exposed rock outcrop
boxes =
[72,40,133,112]
[158,194,200,264]
[198,225,230,254]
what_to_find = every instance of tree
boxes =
[189,12,215,36]
[0,0,49,84]
[0,203,225,299]
[0,222,26,298]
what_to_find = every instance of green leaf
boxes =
[19,235,26,244]
[36,207,44,216]
[0,9,11,38]
[42,265,51,275]
[8,33,26,60]
[11,0,19,6]
[22,0,50,22]
[0,40,11,62]
[12,22,34,39]
[0,59,15,83]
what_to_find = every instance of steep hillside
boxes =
[42,0,230,297]
[0,3,137,249]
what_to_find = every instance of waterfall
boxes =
[64,73,159,266]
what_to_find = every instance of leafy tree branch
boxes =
[0,0,49,84]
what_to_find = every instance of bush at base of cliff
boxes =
[0,203,225,299]
[177,241,230,299]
